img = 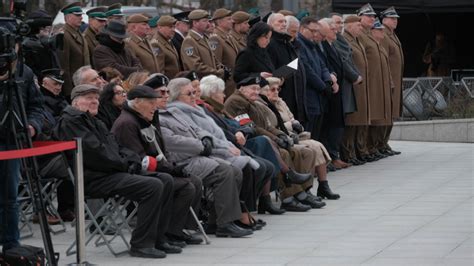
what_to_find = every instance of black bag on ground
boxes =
[1,245,45,266]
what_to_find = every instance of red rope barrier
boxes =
[0,141,77,160]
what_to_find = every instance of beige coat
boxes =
[181,30,224,78]
[151,32,181,79]
[371,46,393,125]
[359,28,389,122]
[344,31,371,126]
[382,27,404,118]
[59,24,90,96]
[213,27,239,96]
[83,26,98,68]
[126,34,160,74]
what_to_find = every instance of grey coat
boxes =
[167,101,252,170]
[334,33,359,114]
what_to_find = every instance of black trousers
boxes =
[305,114,324,141]
[169,175,202,234]
[85,172,173,249]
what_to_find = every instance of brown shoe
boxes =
[333,159,352,169]
[32,214,61,225]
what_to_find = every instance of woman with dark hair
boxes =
[233,22,275,83]
[96,82,127,129]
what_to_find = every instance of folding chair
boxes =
[66,195,131,257]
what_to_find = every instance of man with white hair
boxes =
[72,65,107,90]
[266,13,308,125]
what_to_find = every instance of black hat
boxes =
[185,70,199,81]
[144,74,170,89]
[248,16,261,28]
[100,20,129,39]
[259,78,269,88]
[173,11,191,22]
[127,85,160,100]
[262,12,272,23]
[380,6,400,19]
[41,68,64,83]
[238,76,261,88]
[26,10,52,28]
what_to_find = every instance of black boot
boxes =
[258,195,286,215]
[285,169,312,185]
[317,180,340,200]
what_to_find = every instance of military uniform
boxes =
[84,6,107,68]
[181,30,224,78]
[229,11,250,51]
[59,24,90,97]
[342,18,371,160]
[213,27,239,96]
[152,32,181,78]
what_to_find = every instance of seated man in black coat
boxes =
[53,84,177,259]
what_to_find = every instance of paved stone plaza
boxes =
[22,141,473,265]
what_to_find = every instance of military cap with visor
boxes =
[106,3,124,17]
[61,2,83,15]
[41,68,64,84]
[86,6,108,21]
[357,3,377,16]
[380,6,400,18]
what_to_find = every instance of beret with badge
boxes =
[231,11,250,24]
[212,8,232,21]
[144,74,170,89]
[157,15,177,27]
[238,76,261,88]
[188,9,210,20]
[127,14,149,24]
[127,85,160,100]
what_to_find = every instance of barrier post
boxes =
[74,138,87,265]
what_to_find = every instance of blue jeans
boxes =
[0,144,21,252]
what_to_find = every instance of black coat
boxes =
[322,41,345,127]
[266,31,307,124]
[172,32,185,71]
[0,64,44,142]
[96,101,121,130]
[53,106,141,184]
[233,45,274,83]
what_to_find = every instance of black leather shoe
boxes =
[216,222,253,238]
[156,242,182,254]
[204,223,216,234]
[306,190,323,202]
[380,149,395,156]
[317,180,340,200]
[167,239,186,248]
[258,195,286,215]
[167,232,203,245]
[391,149,401,155]
[280,198,311,212]
[298,196,326,209]
[374,151,388,159]
[360,155,375,162]
[130,247,166,258]
[235,220,262,231]
[286,169,312,184]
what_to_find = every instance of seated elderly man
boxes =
[158,78,253,238]
[72,65,107,90]
[111,82,203,245]
[53,84,175,259]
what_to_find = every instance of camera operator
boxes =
[0,24,45,253]
[22,9,62,79]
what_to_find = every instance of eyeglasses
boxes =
[270,87,281,92]
[114,90,127,96]
[180,90,197,97]
[157,89,170,97]
[304,27,319,34]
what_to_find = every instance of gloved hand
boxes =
[156,159,175,174]
[128,161,142,174]
[200,136,213,156]
[291,120,304,134]
[275,134,291,150]
[223,67,231,81]
[290,133,299,145]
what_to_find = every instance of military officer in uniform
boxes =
[152,15,182,79]
[357,3,388,162]
[380,7,403,155]
[84,6,107,67]
[229,11,250,51]
[106,3,125,22]
[126,14,161,74]
[181,9,227,80]
[212,9,240,96]
[341,15,371,165]
[58,2,90,98]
